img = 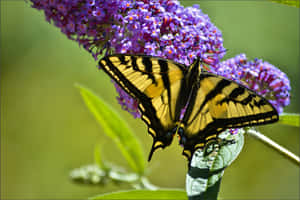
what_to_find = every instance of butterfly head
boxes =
[177,126,187,147]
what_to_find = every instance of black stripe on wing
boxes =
[142,56,156,83]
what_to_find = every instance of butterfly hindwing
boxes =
[99,55,187,160]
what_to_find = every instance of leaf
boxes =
[270,0,300,7]
[94,144,109,171]
[212,130,244,172]
[90,189,187,200]
[278,113,300,127]
[70,163,142,186]
[186,130,244,200]
[108,170,139,182]
[69,164,106,185]
[76,84,146,175]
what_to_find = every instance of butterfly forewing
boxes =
[99,55,186,159]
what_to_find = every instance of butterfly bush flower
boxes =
[211,54,291,114]
[30,0,290,120]
[30,0,225,118]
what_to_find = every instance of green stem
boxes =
[247,129,300,166]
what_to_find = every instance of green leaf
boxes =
[212,129,244,173]
[186,130,244,200]
[279,113,300,127]
[94,144,109,171]
[76,84,146,175]
[90,189,187,200]
[270,0,300,7]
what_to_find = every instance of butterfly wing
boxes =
[99,54,187,160]
[181,72,279,159]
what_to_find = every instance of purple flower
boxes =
[114,83,141,118]
[144,42,158,55]
[29,0,289,123]
[77,23,87,35]
[211,54,291,113]
[92,7,105,20]
[66,22,75,33]
[229,129,239,135]
[86,0,95,7]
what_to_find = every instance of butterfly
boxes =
[99,54,278,161]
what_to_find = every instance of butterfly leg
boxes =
[203,135,236,156]
[219,138,236,146]
[202,135,220,157]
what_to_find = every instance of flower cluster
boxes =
[30,0,290,118]
[114,83,141,118]
[211,54,290,113]
[30,0,226,117]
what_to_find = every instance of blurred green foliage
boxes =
[1,1,299,200]
[279,113,300,127]
[270,0,300,8]
[76,84,146,175]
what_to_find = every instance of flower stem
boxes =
[247,129,300,166]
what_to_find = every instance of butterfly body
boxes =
[99,54,278,161]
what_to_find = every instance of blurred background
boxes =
[1,1,299,199]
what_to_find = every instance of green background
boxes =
[1,1,299,199]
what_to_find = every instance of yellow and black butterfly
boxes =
[99,54,278,161]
